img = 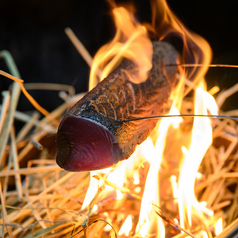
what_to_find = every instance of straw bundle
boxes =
[1,39,238,238]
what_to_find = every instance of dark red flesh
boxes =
[56,114,123,171]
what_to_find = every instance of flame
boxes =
[118,215,133,236]
[136,137,164,237]
[80,0,223,237]
[89,7,152,90]
[215,218,223,235]
[149,0,212,84]
[177,80,217,228]
[171,175,179,199]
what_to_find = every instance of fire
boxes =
[80,1,222,237]
[177,80,217,229]
[215,218,223,235]
[118,215,133,236]
[89,7,153,90]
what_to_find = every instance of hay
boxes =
[1,40,238,238]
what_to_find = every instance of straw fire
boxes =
[1,0,238,238]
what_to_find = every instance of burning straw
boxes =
[1,26,238,238]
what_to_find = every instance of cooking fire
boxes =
[0,0,238,238]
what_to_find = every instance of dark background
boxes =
[0,0,238,113]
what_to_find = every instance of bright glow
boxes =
[107,162,125,188]
[136,103,181,237]
[215,218,223,235]
[136,157,164,237]
[92,204,98,213]
[196,88,218,115]
[81,171,100,210]
[140,137,156,164]
[116,189,123,200]
[82,163,126,211]
[118,215,133,236]
[103,213,112,232]
[178,81,217,228]
[196,172,202,179]
[170,107,183,129]
[104,224,112,232]
[137,217,150,237]
[133,171,140,185]
[201,231,209,238]
[170,175,178,199]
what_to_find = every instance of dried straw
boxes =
[1,39,238,238]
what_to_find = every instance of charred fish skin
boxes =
[56,41,179,171]
[56,115,123,171]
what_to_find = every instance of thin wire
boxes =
[166,64,238,69]
[121,114,238,122]
[153,206,197,238]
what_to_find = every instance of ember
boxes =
[0,0,238,238]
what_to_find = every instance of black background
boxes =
[0,0,238,112]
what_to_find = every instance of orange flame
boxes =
[118,215,133,236]
[149,0,212,83]
[81,1,222,237]
[177,80,217,229]
[89,7,153,90]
